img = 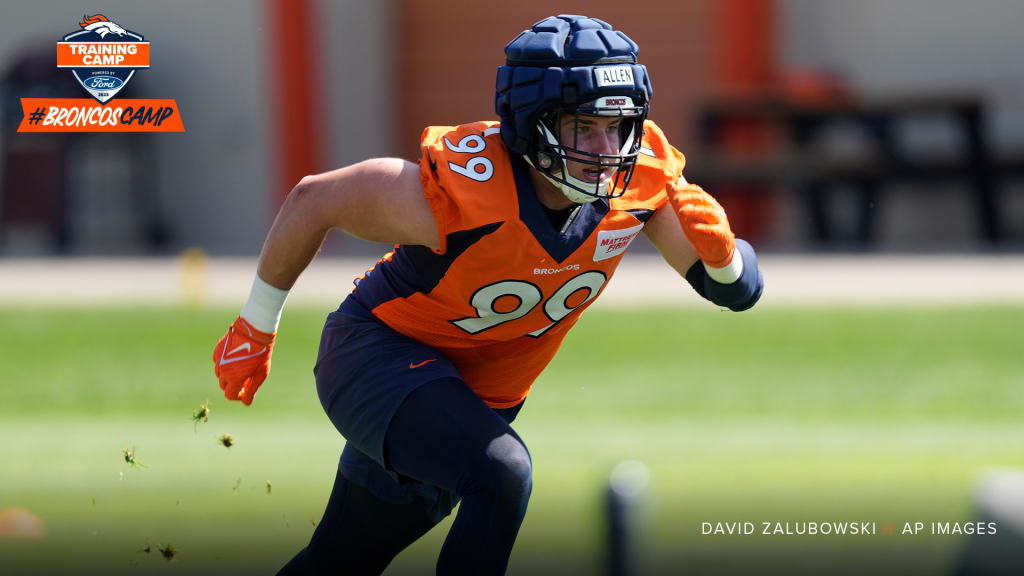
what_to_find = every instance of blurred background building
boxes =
[1,0,1022,256]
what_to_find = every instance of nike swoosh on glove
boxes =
[212,316,276,406]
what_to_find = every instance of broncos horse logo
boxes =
[79,14,128,38]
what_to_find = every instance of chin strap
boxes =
[524,154,603,205]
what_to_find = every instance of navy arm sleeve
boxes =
[684,238,763,311]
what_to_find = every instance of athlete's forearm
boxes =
[214,179,325,402]
[256,177,331,291]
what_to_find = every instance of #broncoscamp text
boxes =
[40,104,175,128]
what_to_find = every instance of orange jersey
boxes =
[350,119,685,408]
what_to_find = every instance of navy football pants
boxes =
[278,377,532,575]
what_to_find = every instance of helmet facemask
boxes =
[529,96,647,204]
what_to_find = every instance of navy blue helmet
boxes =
[495,15,653,203]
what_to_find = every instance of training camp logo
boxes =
[61,14,146,103]
[18,14,183,133]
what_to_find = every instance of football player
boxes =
[213,14,762,576]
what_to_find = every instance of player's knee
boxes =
[494,452,532,501]
[480,433,532,502]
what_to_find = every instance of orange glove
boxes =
[666,181,736,268]
[213,316,275,406]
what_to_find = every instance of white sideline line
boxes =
[0,255,1022,306]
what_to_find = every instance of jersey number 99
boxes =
[444,134,494,182]
[452,271,607,337]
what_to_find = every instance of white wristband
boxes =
[705,249,744,284]
[240,274,290,333]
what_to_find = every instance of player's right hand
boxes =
[212,316,276,406]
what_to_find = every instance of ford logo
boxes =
[85,76,123,90]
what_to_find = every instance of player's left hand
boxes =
[212,316,276,406]
[666,180,736,268]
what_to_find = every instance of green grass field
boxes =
[1,304,1022,575]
